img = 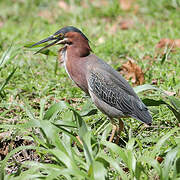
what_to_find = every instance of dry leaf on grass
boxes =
[156,156,164,164]
[58,1,69,10]
[118,59,145,85]
[151,79,158,85]
[143,55,152,61]
[164,90,176,96]
[108,23,118,34]
[0,21,4,28]
[107,18,134,34]
[119,0,132,10]
[156,38,180,49]
[38,10,54,23]
[119,19,134,30]
[119,0,134,10]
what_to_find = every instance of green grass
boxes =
[0,0,180,179]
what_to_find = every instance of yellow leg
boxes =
[109,124,117,142]
[115,119,124,145]
[76,136,83,145]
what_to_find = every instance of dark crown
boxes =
[53,26,89,41]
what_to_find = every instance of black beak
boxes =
[30,35,60,54]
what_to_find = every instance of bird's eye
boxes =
[59,33,64,38]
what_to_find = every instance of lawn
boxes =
[0,0,180,179]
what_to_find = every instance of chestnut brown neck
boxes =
[65,32,91,57]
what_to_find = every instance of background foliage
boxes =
[0,0,180,179]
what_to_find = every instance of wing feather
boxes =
[88,71,152,124]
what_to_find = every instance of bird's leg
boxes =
[115,118,124,145]
[76,136,83,145]
[109,124,117,142]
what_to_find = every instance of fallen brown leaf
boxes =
[108,23,118,34]
[123,167,129,172]
[151,79,158,85]
[143,55,152,61]
[106,16,134,34]
[164,90,176,96]
[0,21,4,28]
[133,4,139,14]
[119,19,134,30]
[156,156,164,164]
[156,38,180,49]
[38,10,54,23]
[118,59,145,85]
[0,142,9,157]
[58,1,69,10]
[119,0,134,10]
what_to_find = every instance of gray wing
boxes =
[88,70,152,125]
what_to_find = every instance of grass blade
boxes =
[0,67,17,94]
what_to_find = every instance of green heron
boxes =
[31,26,152,142]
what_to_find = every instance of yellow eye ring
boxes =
[59,33,64,37]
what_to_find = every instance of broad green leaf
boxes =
[134,84,180,120]
[152,128,178,157]
[101,141,128,164]
[162,147,179,180]
[142,98,180,121]
[168,96,180,111]
[80,101,97,117]
[39,98,46,120]
[52,123,81,147]
[175,157,180,175]
[135,161,144,180]
[91,161,107,180]
[101,123,112,141]
[50,148,87,178]
[97,152,128,180]
[21,161,72,180]
[21,118,68,154]
[54,120,76,128]
[73,110,93,164]
[134,84,159,94]
[38,120,68,153]
[166,104,180,122]
[43,101,69,121]
[81,108,98,117]
[126,138,135,151]
[142,98,166,106]
[19,97,36,120]
[62,110,74,121]
[124,150,136,178]
[140,156,161,176]
[73,111,88,138]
